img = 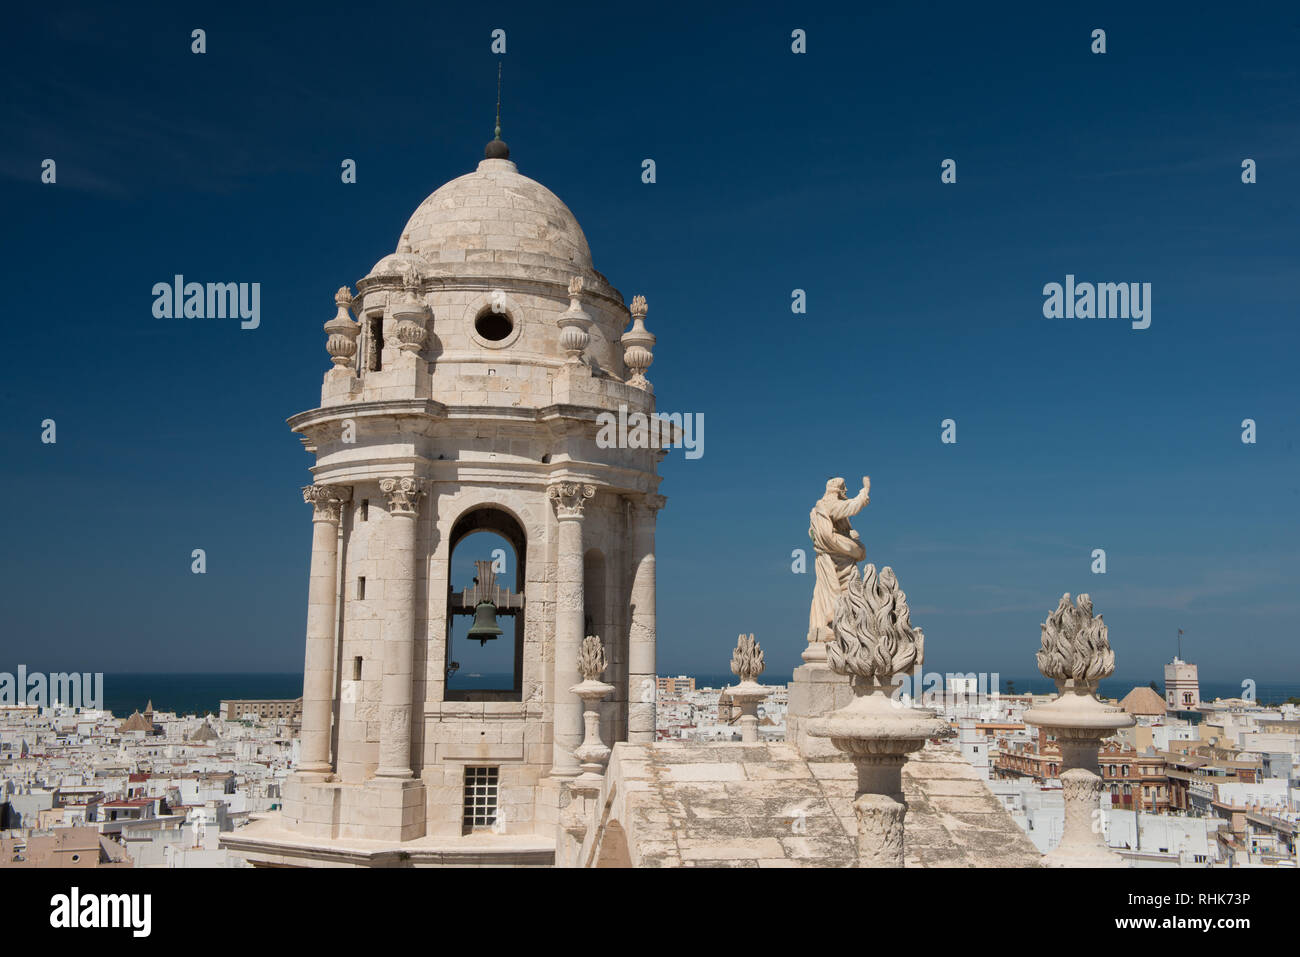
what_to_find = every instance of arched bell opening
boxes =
[445,506,526,702]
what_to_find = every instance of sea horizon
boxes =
[50,670,1300,719]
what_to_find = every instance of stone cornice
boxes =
[288,398,660,437]
[287,398,449,433]
[356,271,626,313]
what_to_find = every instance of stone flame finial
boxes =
[828,564,924,683]
[730,633,765,684]
[1035,593,1114,684]
[577,635,607,682]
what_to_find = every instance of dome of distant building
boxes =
[119,711,152,733]
[1119,686,1167,717]
[188,721,219,743]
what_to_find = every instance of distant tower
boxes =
[1164,656,1200,712]
[228,128,665,866]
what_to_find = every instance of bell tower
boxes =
[225,130,665,867]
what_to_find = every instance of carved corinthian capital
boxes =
[379,477,426,518]
[548,482,595,519]
[303,484,353,523]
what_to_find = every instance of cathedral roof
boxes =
[395,158,601,290]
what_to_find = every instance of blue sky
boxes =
[2,3,1297,689]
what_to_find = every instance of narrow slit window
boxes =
[360,499,369,522]
[357,577,366,600]
[352,657,363,681]
[369,316,384,371]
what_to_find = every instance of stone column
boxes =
[299,485,351,775]
[549,483,595,776]
[375,477,425,779]
[627,493,664,743]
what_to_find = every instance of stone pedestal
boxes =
[809,679,948,867]
[787,661,854,759]
[1024,682,1133,867]
[724,680,768,744]
[281,775,425,843]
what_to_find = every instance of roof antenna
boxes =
[485,63,510,160]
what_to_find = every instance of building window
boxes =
[1122,765,1130,777]
[463,766,499,831]
[474,307,513,343]
[357,577,366,600]
[446,507,527,701]
[352,657,363,681]
[368,315,384,370]
[360,499,369,522]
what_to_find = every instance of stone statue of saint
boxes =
[807,476,871,651]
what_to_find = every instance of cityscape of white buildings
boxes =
[3,656,1295,868]
[1,700,297,868]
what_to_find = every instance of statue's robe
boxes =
[807,488,869,642]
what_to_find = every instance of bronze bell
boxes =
[467,600,503,644]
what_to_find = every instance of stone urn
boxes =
[724,633,769,743]
[1023,594,1134,867]
[807,564,949,867]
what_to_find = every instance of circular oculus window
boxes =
[474,309,514,343]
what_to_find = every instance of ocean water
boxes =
[685,673,1300,704]
[82,671,1300,720]
[99,673,303,718]
[99,671,521,717]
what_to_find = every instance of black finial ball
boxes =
[485,138,510,160]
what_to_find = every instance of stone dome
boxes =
[399,158,596,285]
